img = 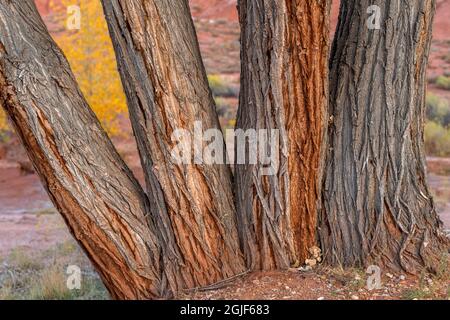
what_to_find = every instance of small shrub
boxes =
[436,76,450,90]
[215,97,233,117]
[208,75,239,98]
[227,119,237,128]
[428,75,438,84]
[0,109,11,142]
[29,266,73,300]
[28,265,108,300]
[426,93,450,127]
[424,121,450,157]
[444,54,450,64]
[1,241,110,300]
[8,248,43,271]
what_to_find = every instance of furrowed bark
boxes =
[321,0,449,273]
[101,0,246,290]
[0,0,165,299]
[236,0,330,270]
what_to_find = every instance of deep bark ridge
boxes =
[321,0,449,273]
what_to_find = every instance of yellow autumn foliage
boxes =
[54,0,127,136]
[1,1,127,137]
[0,109,8,137]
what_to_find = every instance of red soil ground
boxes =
[190,0,238,21]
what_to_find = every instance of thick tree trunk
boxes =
[321,0,449,273]
[0,0,165,299]
[236,0,330,270]
[101,0,246,290]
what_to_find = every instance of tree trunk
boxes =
[321,0,449,273]
[0,0,165,299]
[101,0,246,290]
[236,0,330,270]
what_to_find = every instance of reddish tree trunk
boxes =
[235,0,330,270]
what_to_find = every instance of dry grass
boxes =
[401,254,450,300]
[0,242,108,300]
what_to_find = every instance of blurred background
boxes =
[0,0,448,299]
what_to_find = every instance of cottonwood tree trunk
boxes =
[0,0,165,299]
[101,0,246,290]
[321,0,449,273]
[236,0,330,270]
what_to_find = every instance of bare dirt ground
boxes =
[183,267,449,301]
[0,161,68,257]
